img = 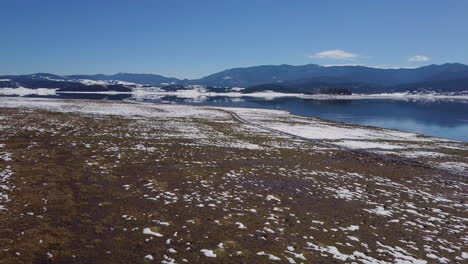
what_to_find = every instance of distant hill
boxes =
[1,63,468,94]
[189,63,468,88]
[68,73,180,86]
[243,77,468,95]
[390,78,468,94]
[0,73,133,92]
[243,78,374,94]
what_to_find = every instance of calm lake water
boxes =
[8,93,468,142]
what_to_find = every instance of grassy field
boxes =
[0,98,467,263]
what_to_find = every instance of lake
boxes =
[5,93,468,142]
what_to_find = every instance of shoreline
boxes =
[2,95,468,143]
[2,88,468,100]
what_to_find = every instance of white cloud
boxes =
[311,50,359,60]
[408,55,430,62]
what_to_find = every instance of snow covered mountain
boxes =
[0,73,137,92]
[1,63,468,94]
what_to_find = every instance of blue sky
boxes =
[1,0,467,78]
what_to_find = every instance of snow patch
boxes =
[143,227,163,237]
[200,249,216,258]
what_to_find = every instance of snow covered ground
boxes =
[0,141,13,211]
[0,96,467,173]
[0,88,57,96]
[0,97,467,263]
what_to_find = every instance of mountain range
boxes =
[1,63,468,94]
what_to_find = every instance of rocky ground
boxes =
[0,97,467,264]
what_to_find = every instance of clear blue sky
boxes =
[1,0,467,78]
